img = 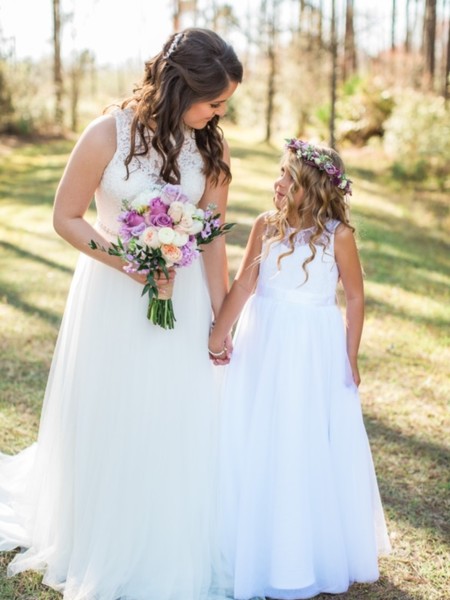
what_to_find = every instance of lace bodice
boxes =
[95,108,206,240]
[257,220,341,302]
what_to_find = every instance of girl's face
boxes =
[183,80,238,129]
[273,164,304,211]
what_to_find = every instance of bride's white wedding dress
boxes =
[0,108,220,600]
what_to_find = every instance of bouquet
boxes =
[89,183,234,329]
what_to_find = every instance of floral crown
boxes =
[285,138,352,195]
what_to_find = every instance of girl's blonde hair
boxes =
[264,142,354,280]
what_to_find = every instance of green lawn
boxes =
[0,128,449,600]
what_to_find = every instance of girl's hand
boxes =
[208,332,231,366]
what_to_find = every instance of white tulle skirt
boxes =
[0,253,224,600]
[215,291,391,600]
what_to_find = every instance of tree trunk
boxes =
[330,0,337,148]
[391,0,397,51]
[266,30,276,143]
[52,0,64,127]
[444,11,450,100]
[423,0,437,88]
[343,0,356,80]
[404,0,410,52]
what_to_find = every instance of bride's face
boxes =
[183,81,238,129]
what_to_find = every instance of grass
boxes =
[0,128,449,599]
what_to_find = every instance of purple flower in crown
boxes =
[284,137,352,195]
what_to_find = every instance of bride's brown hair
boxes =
[120,28,243,186]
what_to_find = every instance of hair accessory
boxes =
[285,138,352,195]
[163,32,184,60]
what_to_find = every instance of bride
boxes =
[0,28,242,600]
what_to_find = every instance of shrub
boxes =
[384,92,450,188]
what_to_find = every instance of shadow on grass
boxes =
[356,210,450,306]
[0,240,74,275]
[0,280,62,328]
[365,416,450,547]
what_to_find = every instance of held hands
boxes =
[208,331,233,366]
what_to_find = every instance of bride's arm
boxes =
[197,139,232,319]
[53,115,146,284]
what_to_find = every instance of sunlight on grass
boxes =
[0,130,449,599]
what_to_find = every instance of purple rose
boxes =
[150,213,173,227]
[149,198,167,215]
[160,183,189,205]
[119,210,145,228]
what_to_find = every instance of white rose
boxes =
[158,227,175,244]
[177,214,194,233]
[168,201,185,224]
[194,207,205,219]
[172,230,189,247]
[182,203,196,216]
[140,227,161,249]
[188,219,204,235]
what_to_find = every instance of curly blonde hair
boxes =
[119,28,243,186]
[264,143,354,281]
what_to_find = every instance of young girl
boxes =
[208,139,391,600]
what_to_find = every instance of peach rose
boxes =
[161,244,183,266]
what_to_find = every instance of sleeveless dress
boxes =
[0,108,220,600]
[215,220,391,600]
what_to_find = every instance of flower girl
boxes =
[209,139,391,599]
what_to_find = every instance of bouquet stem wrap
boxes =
[147,278,175,329]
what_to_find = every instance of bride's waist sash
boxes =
[256,284,336,306]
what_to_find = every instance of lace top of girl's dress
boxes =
[95,107,206,240]
[257,219,341,304]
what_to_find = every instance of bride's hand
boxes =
[155,269,176,298]
[208,332,232,366]
[126,268,176,289]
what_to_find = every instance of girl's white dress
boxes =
[0,108,220,600]
[216,221,391,600]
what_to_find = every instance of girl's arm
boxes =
[53,115,146,284]
[198,139,232,320]
[208,213,266,356]
[335,224,365,386]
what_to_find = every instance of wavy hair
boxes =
[264,143,354,281]
[119,28,243,186]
